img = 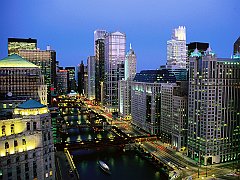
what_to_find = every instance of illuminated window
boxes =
[33,122,37,130]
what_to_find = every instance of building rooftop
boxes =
[17,99,46,109]
[0,54,38,68]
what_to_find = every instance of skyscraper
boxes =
[167,26,187,69]
[19,46,57,104]
[119,44,137,119]
[95,38,105,104]
[65,67,76,92]
[8,38,37,55]
[56,70,68,95]
[188,48,240,165]
[233,36,240,55]
[104,32,126,111]
[0,55,47,114]
[87,56,95,100]
[77,61,85,95]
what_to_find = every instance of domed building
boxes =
[0,54,47,115]
[0,99,55,180]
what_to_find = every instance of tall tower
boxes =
[77,61,85,95]
[87,56,95,100]
[167,26,187,69]
[188,47,240,165]
[119,44,137,119]
[94,30,106,104]
[104,32,126,111]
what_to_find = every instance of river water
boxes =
[63,113,168,180]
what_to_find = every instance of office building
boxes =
[65,67,76,92]
[188,48,240,165]
[8,38,37,55]
[131,70,176,134]
[95,38,105,104]
[187,42,209,57]
[160,82,188,150]
[0,99,55,180]
[94,30,107,46]
[56,70,68,95]
[0,54,47,115]
[77,61,85,95]
[233,36,240,55]
[87,56,95,100]
[119,44,137,119]
[167,26,187,69]
[104,32,126,111]
[84,65,88,97]
[19,46,57,103]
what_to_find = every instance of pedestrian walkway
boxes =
[55,151,79,180]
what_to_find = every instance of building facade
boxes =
[65,67,76,93]
[118,45,137,119]
[77,61,85,95]
[56,70,68,95]
[188,48,240,165]
[87,56,96,100]
[19,47,57,104]
[167,26,187,69]
[8,38,37,55]
[0,55,47,114]
[0,99,55,180]
[104,32,126,111]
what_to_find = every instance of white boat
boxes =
[98,160,111,174]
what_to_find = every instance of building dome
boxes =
[0,54,38,68]
[17,99,46,109]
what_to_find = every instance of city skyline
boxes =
[1,0,240,71]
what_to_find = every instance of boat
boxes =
[98,160,111,174]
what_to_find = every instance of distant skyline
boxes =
[0,0,239,72]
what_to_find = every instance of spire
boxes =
[130,43,132,50]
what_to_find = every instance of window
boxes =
[5,142,9,149]
[27,122,30,131]
[14,140,18,147]
[22,139,26,145]
[33,122,37,130]
[11,124,14,134]
[2,125,6,135]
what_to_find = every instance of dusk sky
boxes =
[0,0,239,72]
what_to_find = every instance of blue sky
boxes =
[0,0,239,72]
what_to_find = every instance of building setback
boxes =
[188,48,240,165]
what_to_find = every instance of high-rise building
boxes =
[167,26,187,69]
[94,30,107,47]
[187,42,209,57]
[95,38,105,104]
[56,70,68,95]
[104,32,126,111]
[77,61,85,95]
[87,56,95,100]
[160,81,188,150]
[0,99,55,180]
[0,55,47,115]
[188,48,240,165]
[8,38,37,55]
[119,44,137,119]
[84,65,88,97]
[19,47,57,104]
[131,70,176,134]
[233,36,240,55]
[65,67,76,92]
